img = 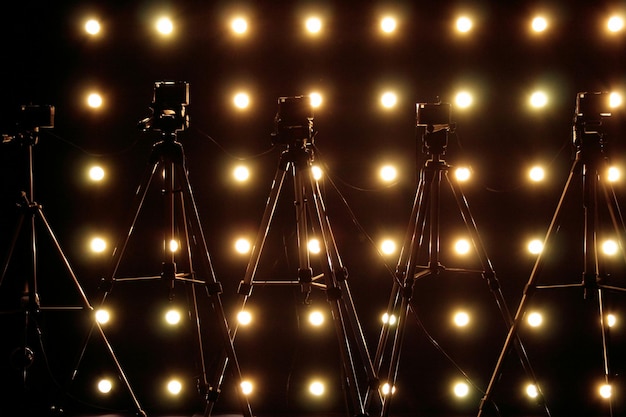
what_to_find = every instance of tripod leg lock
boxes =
[335,266,349,282]
[482,271,500,291]
[206,281,223,295]
[326,286,342,301]
[238,281,253,297]
[205,386,221,402]
[298,267,313,284]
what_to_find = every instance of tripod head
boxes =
[572,91,613,157]
[138,81,189,137]
[416,101,455,157]
[2,104,55,147]
[271,95,315,149]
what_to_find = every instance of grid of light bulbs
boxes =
[72,6,626,408]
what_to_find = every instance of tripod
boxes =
[212,134,376,417]
[0,127,143,415]
[85,129,253,417]
[478,94,626,417]
[367,125,545,417]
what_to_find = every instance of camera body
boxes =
[573,92,612,149]
[416,102,452,155]
[144,81,189,133]
[272,95,314,145]
[18,105,55,131]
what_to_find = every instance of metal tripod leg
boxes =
[214,145,373,416]
[444,171,550,415]
[304,159,376,417]
[0,192,146,416]
[374,159,436,417]
[172,161,253,417]
[477,155,582,416]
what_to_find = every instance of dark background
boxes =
[1,1,626,416]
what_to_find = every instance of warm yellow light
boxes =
[607,166,621,182]
[237,310,252,326]
[526,383,539,398]
[233,165,250,182]
[165,309,181,325]
[607,314,617,328]
[382,382,396,395]
[97,378,113,394]
[454,239,471,255]
[95,309,110,324]
[167,379,183,395]
[455,91,473,108]
[231,17,248,35]
[530,91,548,108]
[156,17,174,35]
[87,93,103,108]
[169,239,179,252]
[453,381,470,397]
[602,239,619,256]
[309,310,324,326]
[529,166,545,182]
[380,239,397,255]
[90,237,107,253]
[380,16,397,33]
[233,92,250,109]
[308,238,321,254]
[527,239,544,255]
[455,167,471,182]
[305,17,322,34]
[380,165,398,182]
[309,380,325,396]
[456,16,473,33]
[241,380,253,395]
[88,165,105,181]
[599,383,612,399]
[531,16,548,32]
[382,312,397,325]
[311,165,323,180]
[85,19,101,35]
[234,238,251,254]
[310,92,323,108]
[527,312,543,327]
[609,92,622,108]
[453,311,470,327]
[381,92,398,108]
[607,16,624,32]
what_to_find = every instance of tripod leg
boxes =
[308,167,379,416]
[34,204,146,415]
[380,167,436,417]
[100,160,162,301]
[477,156,582,416]
[444,172,550,414]
[177,164,253,417]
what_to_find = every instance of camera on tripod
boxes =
[138,81,189,133]
[271,95,314,146]
[2,105,55,145]
[573,91,612,149]
[416,102,453,155]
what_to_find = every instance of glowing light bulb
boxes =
[235,238,251,254]
[531,16,548,32]
[380,165,397,182]
[156,17,174,35]
[237,310,252,325]
[380,239,396,255]
[231,17,248,34]
[90,237,107,253]
[527,312,543,327]
[85,19,101,35]
[97,378,113,393]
